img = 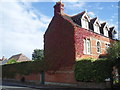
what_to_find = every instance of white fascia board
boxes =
[104,24,109,31]
[112,29,117,34]
[81,12,90,22]
[94,18,101,27]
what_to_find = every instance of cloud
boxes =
[1,0,119,2]
[98,7,103,10]
[88,11,95,18]
[64,2,86,10]
[94,3,104,10]
[0,2,51,59]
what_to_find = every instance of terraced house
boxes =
[44,2,117,84]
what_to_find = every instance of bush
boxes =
[75,58,119,82]
[93,59,112,82]
[75,59,94,82]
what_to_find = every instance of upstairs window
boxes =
[111,29,117,39]
[82,17,89,30]
[97,41,101,53]
[94,23,100,34]
[104,27,109,37]
[83,39,86,54]
[84,39,91,54]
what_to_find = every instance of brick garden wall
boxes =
[45,67,77,84]
[15,73,41,83]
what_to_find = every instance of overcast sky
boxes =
[0,0,119,59]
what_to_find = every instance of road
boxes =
[1,80,45,90]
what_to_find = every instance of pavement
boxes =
[1,80,119,90]
[2,80,77,90]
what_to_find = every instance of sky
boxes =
[0,0,119,59]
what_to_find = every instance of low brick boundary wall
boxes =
[2,70,112,88]
[45,70,111,88]
[45,70,77,84]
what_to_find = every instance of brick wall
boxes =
[45,70,77,84]
[44,14,75,71]
[15,73,40,83]
[44,2,116,86]
[74,26,115,59]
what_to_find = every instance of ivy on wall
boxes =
[2,60,46,78]
[2,57,120,83]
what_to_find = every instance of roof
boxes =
[90,17,97,24]
[8,53,21,60]
[54,9,117,39]
[109,26,117,34]
[101,22,106,28]
[63,14,73,22]
[8,53,31,62]
[63,11,87,27]
[0,56,7,61]
[110,26,114,29]
[0,56,8,65]
[63,14,78,26]
[71,11,86,20]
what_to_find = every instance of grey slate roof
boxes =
[71,11,86,20]
[90,17,97,24]
[62,11,116,39]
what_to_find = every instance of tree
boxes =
[32,49,44,61]
[32,49,45,84]
[107,41,120,60]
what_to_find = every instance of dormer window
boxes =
[94,23,100,34]
[90,17,101,34]
[112,29,117,39]
[104,27,109,37]
[82,17,89,29]
[109,27,117,39]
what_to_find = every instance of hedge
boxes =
[2,60,46,79]
[75,58,120,82]
[2,58,120,82]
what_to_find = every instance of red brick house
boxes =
[44,2,117,85]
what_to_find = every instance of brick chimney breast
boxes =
[54,1,64,16]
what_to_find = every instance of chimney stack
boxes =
[54,1,64,16]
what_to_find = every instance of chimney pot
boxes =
[54,1,64,16]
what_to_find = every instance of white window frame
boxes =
[96,41,101,53]
[81,17,89,30]
[83,39,91,54]
[86,39,91,54]
[94,23,100,34]
[104,27,109,37]
[83,39,86,54]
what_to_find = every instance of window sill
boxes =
[83,53,92,55]
[97,52,101,54]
